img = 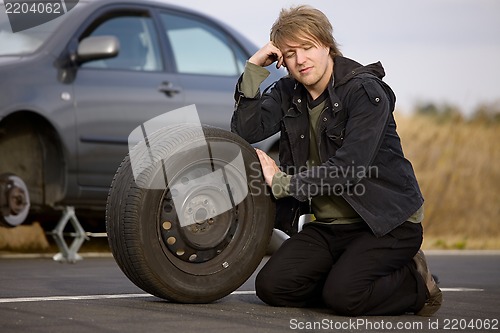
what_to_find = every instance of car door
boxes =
[157,10,247,131]
[73,8,186,189]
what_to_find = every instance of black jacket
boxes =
[231,56,424,237]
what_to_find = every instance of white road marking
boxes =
[0,288,483,304]
[440,288,484,292]
[0,293,150,303]
[231,290,256,295]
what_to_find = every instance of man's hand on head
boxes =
[249,41,285,69]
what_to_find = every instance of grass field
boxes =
[395,112,500,249]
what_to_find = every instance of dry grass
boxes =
[0,222,49,252]
[395,112,500,249]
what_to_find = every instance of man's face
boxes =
[281,38,332,95]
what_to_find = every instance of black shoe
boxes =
[413,249,443,316]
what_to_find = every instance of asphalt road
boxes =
[1,252,499,333]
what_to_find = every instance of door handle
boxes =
[158,81,182,97]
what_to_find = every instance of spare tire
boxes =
[106,125,274,303]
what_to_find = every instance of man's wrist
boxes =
[271,171,292,199]
[239,61,270,98]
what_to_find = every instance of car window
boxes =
[160,12,246,76]
[83,15,162,71]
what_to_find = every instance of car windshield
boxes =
[0,2,84,56]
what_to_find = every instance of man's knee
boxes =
[255,266,316,307]
[322,284,365,316]
[255,268,284,306]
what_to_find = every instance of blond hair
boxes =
[270,5,342,58]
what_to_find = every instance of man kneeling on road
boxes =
[231,5,442,316]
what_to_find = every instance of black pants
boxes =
[255,221,427,316]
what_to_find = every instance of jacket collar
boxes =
[333,56,386,87]
[287,56,387,115]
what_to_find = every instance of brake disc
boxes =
[0,173,31,227]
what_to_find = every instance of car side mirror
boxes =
[76,35,119,64]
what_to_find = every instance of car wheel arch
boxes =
[0,111,67,211]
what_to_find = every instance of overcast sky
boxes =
[161,0,500,115]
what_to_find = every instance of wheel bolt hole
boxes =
[163,203,173,213]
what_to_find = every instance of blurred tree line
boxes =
[414,100,500,124]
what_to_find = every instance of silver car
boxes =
[0,0,281,227]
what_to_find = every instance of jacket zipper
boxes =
[316,106,329,163]
[305,105,329,213]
